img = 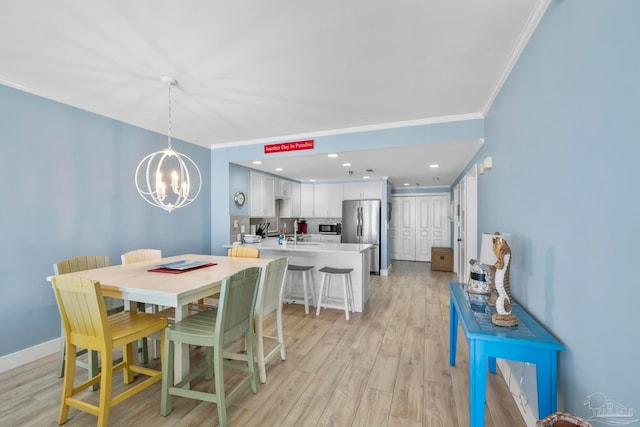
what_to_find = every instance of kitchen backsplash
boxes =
[228,215,341,243]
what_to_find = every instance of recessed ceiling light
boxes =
[252,161,262,165]
[309,179,316,182]
[363,176,370,179]
[429,164,439,168]
[275,167,283,171]
[342,163,351,167]
[328,153,338,158]
[403,183,410,186]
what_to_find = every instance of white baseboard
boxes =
[497,359,538,427]
[0,338,60,374]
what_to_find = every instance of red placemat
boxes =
[148,262,217,274]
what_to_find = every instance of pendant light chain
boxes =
[167,81,173,150]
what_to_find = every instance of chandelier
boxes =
[135,77,202,212]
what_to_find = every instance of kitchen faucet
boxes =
[293,220,298,246]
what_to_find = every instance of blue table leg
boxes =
[469,339,488,427]
[536,350,557,419]
[449,298,458,366]
[488,357,496,374]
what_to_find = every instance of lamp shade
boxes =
[479,232,512,266]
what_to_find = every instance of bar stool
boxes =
[316,267,355,320]
[284,264,316,314]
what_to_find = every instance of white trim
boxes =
[482,0,552,115]
[497,359,538,427]
[211,112,485,149]
[0,338,60,374]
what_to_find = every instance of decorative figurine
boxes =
[490,236,519,327]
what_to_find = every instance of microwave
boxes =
[319,223,341,234]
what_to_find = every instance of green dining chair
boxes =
[160,266,261,427]
[224,256,289,383]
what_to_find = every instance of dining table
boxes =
[48,254,273,383]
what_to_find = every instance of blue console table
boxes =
[448,282,563,427]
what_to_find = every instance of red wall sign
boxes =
[264,139,314,154]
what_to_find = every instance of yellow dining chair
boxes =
[160,267,261,427]
[228,246,260,258]
[121,249,163,363]
[52,275,168,427]
[224,257,289,383]
[53,256,124,388]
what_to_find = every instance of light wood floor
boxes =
[0,261,526,427]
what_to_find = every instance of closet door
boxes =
[391,197,416,260]
[415,195,449,261]
[391,194,450,262]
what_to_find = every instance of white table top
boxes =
[48,254,272,308]
[224,239,372,254]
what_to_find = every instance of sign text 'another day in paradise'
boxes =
[264,139,314,154]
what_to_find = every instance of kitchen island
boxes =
[224,238,371,312]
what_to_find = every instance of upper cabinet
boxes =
[299,183,342,218]
[300,183,315,217]
[314,183,343,217]
[343,181,381,200]
[280,181,301,218]
[275,178,293,199]
[249,171,275,217]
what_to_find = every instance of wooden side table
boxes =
[448,282,564,427]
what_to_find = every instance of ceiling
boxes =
[0,1,546,187]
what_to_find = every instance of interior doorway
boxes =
[453,165,478,282]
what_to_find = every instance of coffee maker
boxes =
[297,219,307,234]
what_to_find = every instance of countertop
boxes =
[224,238,372,254]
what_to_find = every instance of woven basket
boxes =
[537,412,592,427]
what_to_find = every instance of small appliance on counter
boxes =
[255,222,270,238]
[318,223,341,234]
[297,219,307,234]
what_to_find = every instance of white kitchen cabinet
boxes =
[279,181,301,218]
[275,178,292,199]
[343,181,381,200]
[314,183,343,217]
[300,183,343,217]
[249,171,275,217]
[300,183,315,217]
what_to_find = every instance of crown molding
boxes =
[482,0,551,115]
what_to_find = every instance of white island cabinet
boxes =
[223,239,371,312]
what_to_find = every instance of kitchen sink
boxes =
[294,242,320,245]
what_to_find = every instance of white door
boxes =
[416,196,450,261]
[391,195,449,262]
[398,197,416,260]
[455,165,478,282]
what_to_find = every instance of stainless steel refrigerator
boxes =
[341,199,381,274]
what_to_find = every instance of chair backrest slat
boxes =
[256,257,288,316]
[227,247,260,258]
[121,249,162,264]
[54,255,110,275]
[53,275,109,349]
[216,267,261,345]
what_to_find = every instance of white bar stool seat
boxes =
[284,264,316,314]
[316,266,355,320]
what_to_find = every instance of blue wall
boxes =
[465,0,640,420]
[0,84,211,356]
